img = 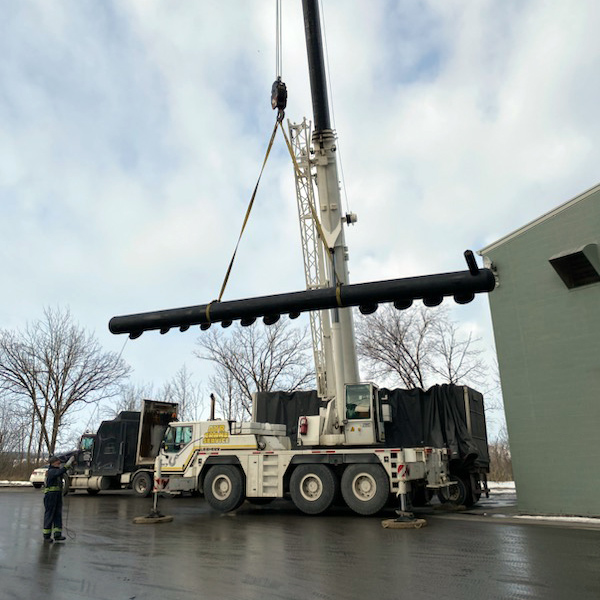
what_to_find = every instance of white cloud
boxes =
[1,0,599,434]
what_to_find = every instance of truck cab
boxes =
[75,433,96,469]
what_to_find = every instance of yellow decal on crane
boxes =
[202,424,229,445]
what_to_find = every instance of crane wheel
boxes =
[341,464,389,516]
[290,464,338,515]
[204,465,245,513]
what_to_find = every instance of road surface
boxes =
[0,487,598,600]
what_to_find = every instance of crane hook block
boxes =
[271,77,287,111]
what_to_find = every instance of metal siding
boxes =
[483,188,600,515]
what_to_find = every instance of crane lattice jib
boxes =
[288,118,332,399]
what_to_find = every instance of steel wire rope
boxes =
[215,0,343,310]
[214,1,286,307]
[275,0,282,79]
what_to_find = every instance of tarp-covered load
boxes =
[254,384,489,470]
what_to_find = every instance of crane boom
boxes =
[288,118,334,399]
[301,0,359,417]
[109,0,497,451]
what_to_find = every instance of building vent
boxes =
[549,243,600,289]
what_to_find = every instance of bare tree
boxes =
[96,365,203,429]
[488,426,513,481]
[428,318,486,387]
[0,393,22,472]
[160,364,205,421]
[356,304,486,390]
[195,321,314,420]
[0,307,131,455]
[101,381,156,420]
[356,305,437,388]
[207,366,240,421]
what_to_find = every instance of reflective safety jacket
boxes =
[44,465,68,493]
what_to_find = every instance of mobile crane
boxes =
[109,0,495,516]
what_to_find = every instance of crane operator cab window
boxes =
[163,425,193,453]
[345,384,372,420]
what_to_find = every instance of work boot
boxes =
[43,537,53,543]
[54,535,66,542]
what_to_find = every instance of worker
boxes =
[43,454,75,543]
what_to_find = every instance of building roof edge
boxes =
[478,182,600,256]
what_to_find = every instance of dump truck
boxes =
[67,399,177,497]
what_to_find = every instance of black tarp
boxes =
[253,384,489,470]
[254,390,326,441]
[380,385,488,468]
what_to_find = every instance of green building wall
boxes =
[481,185,600,516]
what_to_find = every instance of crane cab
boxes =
[344,383,391,446]
[296,383,392,447]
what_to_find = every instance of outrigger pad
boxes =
[381,518,427,529]
[132,513,174,524]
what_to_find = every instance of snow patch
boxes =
[0,481,33,487]
[514,515,600,524]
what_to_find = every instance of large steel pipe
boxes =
[109,264,495,339]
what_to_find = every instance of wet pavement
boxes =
[1,487,599,600]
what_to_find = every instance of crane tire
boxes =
[204,465,245,513]
[341,464,389,516]
[290,464,338,515]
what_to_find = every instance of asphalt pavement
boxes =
[0,487,598,600]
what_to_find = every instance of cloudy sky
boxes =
[2,1,599,431]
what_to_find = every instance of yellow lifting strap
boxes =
[217,113,342,304]
[217,113,282,302]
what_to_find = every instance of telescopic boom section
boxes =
[109,260,495,339]
[302,0,359,397]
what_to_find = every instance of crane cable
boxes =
[275,0,282,79]
[215,0,286,305]
[215,0,340,308]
